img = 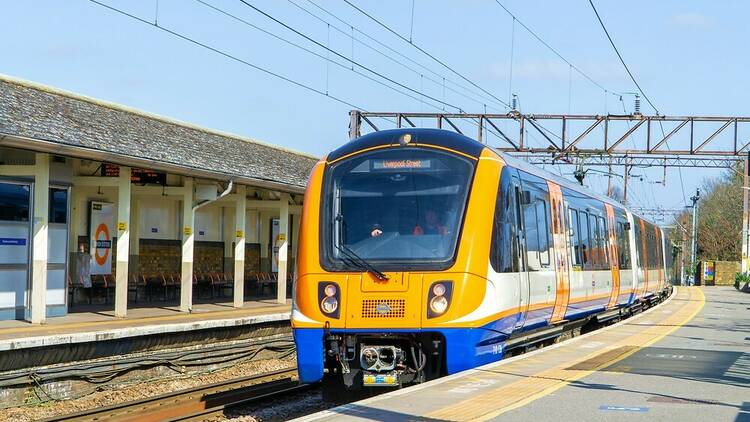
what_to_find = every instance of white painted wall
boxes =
[194,205,222,242]
[137,197,179,240]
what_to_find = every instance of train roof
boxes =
[495,148,660,228]
[495,150,626,209]
[330,128,484,162]
[343,128,659,228]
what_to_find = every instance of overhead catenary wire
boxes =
[197,0,506,143]
[286,0,504,112]
[236,0,465,112]
[587,0,688,207]
[587,0,656,114]
[300,0,507,111]
[87,0,366,111]
[493,0,621,96]
[342,0,511,109]
[193,0,444,110]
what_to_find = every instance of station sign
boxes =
[101,164,166,185]
[89,201,114,275]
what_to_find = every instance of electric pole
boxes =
[623,164,630,205]
[689,189,700,284]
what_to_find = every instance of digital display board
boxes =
[372,159,432,170]
[101,164,166,185]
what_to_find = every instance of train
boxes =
[292,128,673,394]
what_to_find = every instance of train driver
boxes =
[413,210,448,236]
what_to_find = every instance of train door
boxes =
[604,204,620,309]
[548,182,570,324]
[512,175,530,331]
[0,181,32,320]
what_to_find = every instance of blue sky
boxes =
[1,0,742,212]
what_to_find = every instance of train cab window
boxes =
[324,147,475,270]
[569,209,581,267]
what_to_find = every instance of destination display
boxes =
[101,164,166,185]
[372,158,432,170]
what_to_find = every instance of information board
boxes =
[101,164,166,185]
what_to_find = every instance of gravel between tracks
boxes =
[0,357,296,422]
[222,386,334,422]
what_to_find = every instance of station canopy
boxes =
[0,74,317,192]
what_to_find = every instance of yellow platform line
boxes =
[0,304,291,336]
[427,287,705,421]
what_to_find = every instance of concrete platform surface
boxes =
[300,287,749,422]
[0,299,290,351]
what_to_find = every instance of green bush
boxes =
[735,272,750,290]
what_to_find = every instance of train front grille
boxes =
[361,299,406,319]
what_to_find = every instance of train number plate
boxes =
[363,373,398,386]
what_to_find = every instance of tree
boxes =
[673,164,743,261]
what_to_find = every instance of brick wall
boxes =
[195,241,224,274]
[245,243,261,273]
[715,261,740,286]
[139,239,180,275]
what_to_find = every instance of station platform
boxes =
[301,286,749,422]
[0,299,290,352]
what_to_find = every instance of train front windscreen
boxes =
[322,148,475,271]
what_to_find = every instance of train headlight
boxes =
[427,281,453,318]
[318,282,341,318]
[321,296,339,314]
[324,284,337,297]
[429,295,449,314]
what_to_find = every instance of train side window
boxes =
[591,216,600,269]
[617,221,631,269]
[570,209,581,267]
[580,211,590,267]
[599,216,608,267]
[490,177,520,273]
[587,212,597,269]
[536,200,550,267]
[523,199,541,271]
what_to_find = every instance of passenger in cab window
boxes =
[413,210,448,236]
[370,223,383,237]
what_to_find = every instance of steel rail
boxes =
[41,368,299,422]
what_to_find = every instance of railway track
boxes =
[41,368,306,422]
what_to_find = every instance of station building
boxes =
[0,75,317,324]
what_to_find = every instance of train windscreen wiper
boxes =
[334,214,389,281]
[335,243,389,281]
